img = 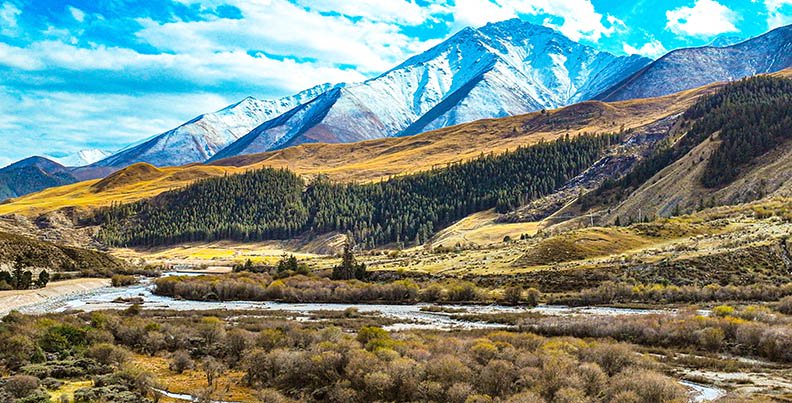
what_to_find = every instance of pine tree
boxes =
[37,270,50,288]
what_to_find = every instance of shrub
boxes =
[582,343,634,376]
[607,370,687,403]
[169,350,194,374]
[111,275,138,287]
[4,375,40,398]
[86,343,128,366]
[777,296,792,315]
[356,327,390,346]
[503,286,523,305]
[698,327,725,352]
[712,305,736,317]
[39,325,88,354]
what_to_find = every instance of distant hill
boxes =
[0,157,78,201]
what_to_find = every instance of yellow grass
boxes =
[514,227,653,267]
[131,354,259,403]
[112,240,326,267]
[430,210,540,247]
[48,380,92,402]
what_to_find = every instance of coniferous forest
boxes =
[95,133,618,247]
[580,76,792,210]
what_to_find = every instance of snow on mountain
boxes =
[48,149,112,167]
[209,20,650,161]
[92,83,334,168]
[597,25,792,102]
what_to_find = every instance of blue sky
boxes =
[0,0,790,167]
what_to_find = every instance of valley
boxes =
[0,16,791,403]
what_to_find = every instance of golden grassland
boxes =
[112,240,328,268]
[359,197,792,277]
[428,209,541,247]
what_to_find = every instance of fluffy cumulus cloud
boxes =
[666,0,739,37]
[765,0,792,28]
[623,37,668,58]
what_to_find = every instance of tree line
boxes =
[95,133,618,248]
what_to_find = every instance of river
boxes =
[14,274,679,331]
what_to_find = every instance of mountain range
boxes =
[1,20,792,202]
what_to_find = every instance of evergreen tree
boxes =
[36,270,50,288]
[332,243,366,280]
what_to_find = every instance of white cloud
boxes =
[0,42,44,70]
[666,0,738,37]
[0,2,21,36]
[0,40,366,94]
[765,0,792,28]
[623,37,668,58]
[68,6,85,23]
[135,0,438,74]
[446,0,623,42]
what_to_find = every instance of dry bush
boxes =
[85,343,128,366]
[169,350,195,374]
[607,370,687,403]
[777,296,792,315]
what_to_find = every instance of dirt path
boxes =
[0,278,111,315]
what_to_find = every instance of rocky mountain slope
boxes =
[90,84,334,169]
[596,24,792,101]
[208,19,650,160]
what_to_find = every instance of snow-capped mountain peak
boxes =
[209,19,651,160]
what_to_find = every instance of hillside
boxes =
[0,230,127,275]
[0,81,708,217]
[95,133,617,247]
[573,75,792,227]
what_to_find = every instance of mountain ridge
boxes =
[596,24,792,102]
[208,19,651,161]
